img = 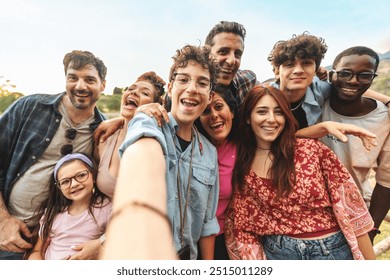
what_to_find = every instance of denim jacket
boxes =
[119,113,220,259]
[0,92,106,203]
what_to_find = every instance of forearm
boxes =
[356,233,376,260]
[102,138,176,260]
[363,89,390,104]
[199,235,215,260]
[295,122,330,139]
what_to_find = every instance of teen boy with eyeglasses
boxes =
[320,46,390,243]
[0,50,106,260]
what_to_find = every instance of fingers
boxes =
[136,103,169,127]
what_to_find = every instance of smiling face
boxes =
[200,92,234,147]
[168,61,212,128]
[210,32,244,86]
[330,54,376,103]
[56,160,94,205]
[121,81,157,120]
[248,94,285,149]
[277,58,316,102]
[65,64,105,110]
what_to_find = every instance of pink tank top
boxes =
[96,130,119,197]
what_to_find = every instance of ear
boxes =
[100,80,106,92]
[167,82,173,98]
[208,91,214,104]
[274,67,280,81]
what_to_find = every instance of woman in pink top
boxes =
[26,153,111,260]
[225,85,375,260]
[196,85,238,259]
[95,72,165,198]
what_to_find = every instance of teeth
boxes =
[341,88,357,93]
[262,126,277,131]
[221,68,232,74]
[210,122,223,129]
[125,97,138,107]
[181,99,199,106]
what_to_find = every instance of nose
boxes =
[186,79,198,93]
[130,89,139,97]
[225,52,235,65]
[69,177,79,188]
[75,79,87,90]
[347,74,359,84]
[293,63,304,74]
[267,112,276,122]
[210,108,219,119]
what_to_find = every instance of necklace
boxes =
[256,147,271,151]
[290,97,305,111]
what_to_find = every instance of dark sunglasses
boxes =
[60,128,77,155]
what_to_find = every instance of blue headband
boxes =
[54,153,93,181]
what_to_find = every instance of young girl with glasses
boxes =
[26,153,111,260]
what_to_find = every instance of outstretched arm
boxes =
[102,137,176,260]
[295,121,377,151]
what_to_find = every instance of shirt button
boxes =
[56,119,60,122]
[45,138,50,142]
[32,156,36,160]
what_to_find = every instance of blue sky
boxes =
[1,0,389,95]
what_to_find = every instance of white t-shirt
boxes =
[321,99,390,203]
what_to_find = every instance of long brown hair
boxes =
[232,85,298,197]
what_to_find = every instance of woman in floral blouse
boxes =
[225,85,375,260]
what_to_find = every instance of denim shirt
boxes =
[119,113,220,259]
[0,92,106,203]
[272,77,331,125]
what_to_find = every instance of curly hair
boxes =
[268,32,327,72]
[136,71,166,103]
[63,50,107,82]
[168,44,219,86]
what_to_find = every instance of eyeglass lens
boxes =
[174,73,211,93]
[58,170,89,189]
[337,71,376,83]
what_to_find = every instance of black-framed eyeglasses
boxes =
[60,128,77,155]
[173,73,212,95]
[331,69,377,84]
[56,169,90,190]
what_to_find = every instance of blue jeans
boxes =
[0,251,24,260]
[262,231,354,260]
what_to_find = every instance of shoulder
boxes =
[295,137,329,153]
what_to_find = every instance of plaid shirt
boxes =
[0,92,106,204]
[230,69,259,107]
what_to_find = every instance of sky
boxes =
[1,0,389,95]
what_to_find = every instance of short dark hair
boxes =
[63,50,107,82]
[205,21,246,46]
[268,32,327,72]
[168,44,219,86]
[332,46,380,72]
[136,71,166,102]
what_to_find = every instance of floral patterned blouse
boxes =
[225,138,373,260]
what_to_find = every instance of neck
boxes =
[284,88,306,103]
[256,146,271,151]
[63,96,94,125]
[329,95,374,117]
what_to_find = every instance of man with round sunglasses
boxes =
[321,46,390,244]
[0,50,106,260]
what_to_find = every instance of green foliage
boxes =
[113,87,123,95]
[0,92,24,113]
[96,93,122,113]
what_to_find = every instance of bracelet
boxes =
[385,100,390,107]
[370,227,381,235]
[110,201,171,228]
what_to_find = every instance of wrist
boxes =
[385,100,390,107]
